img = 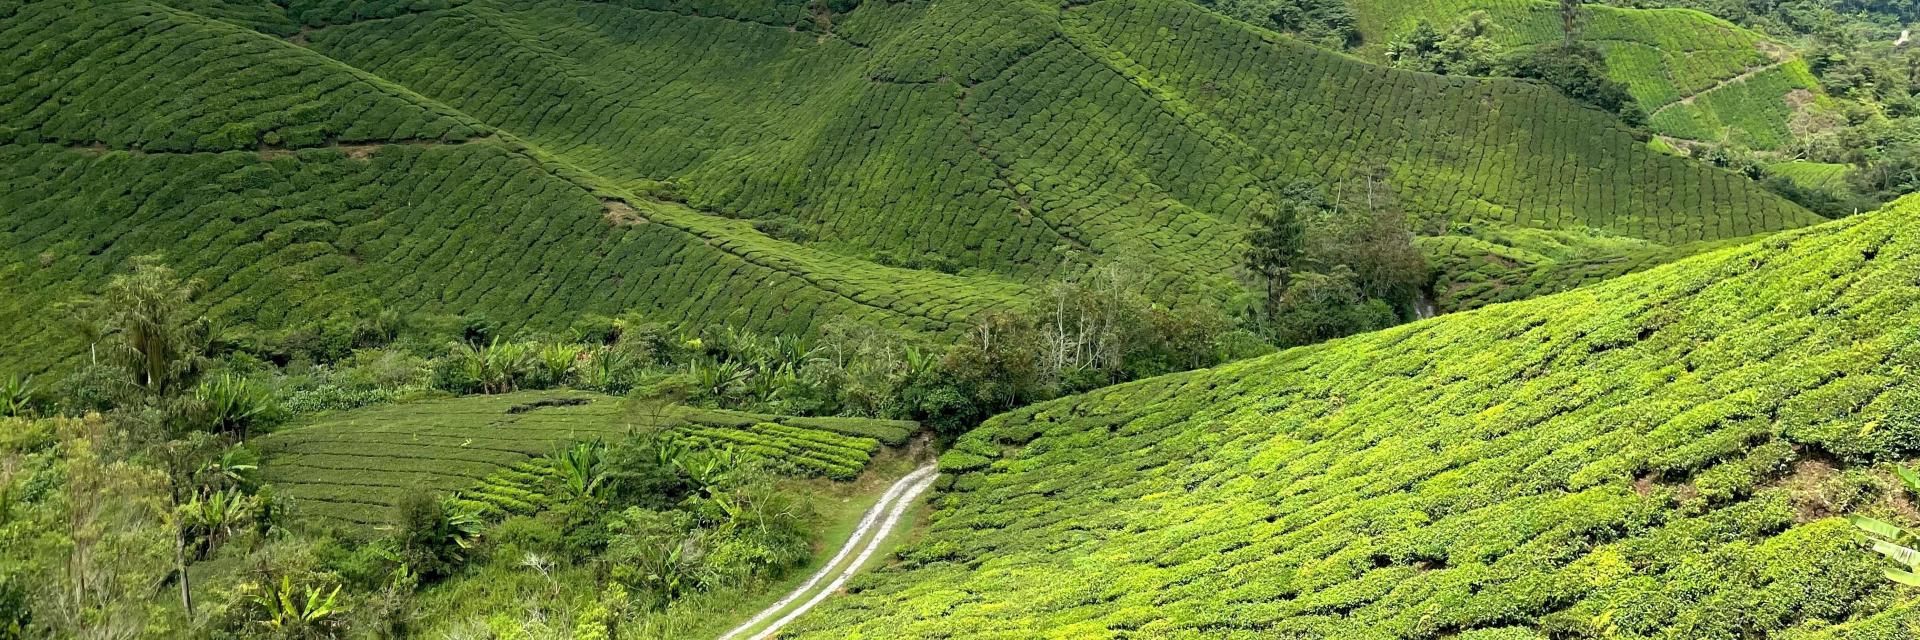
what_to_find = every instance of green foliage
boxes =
[62,256,213,400]
[550,440,609,505]
[1,0,1824,378]
[253,391,913,527]
[250,575,346,638]
[193,373,281,437]
[786,200,1920,637]
[1507,42,1647,123]
[393,492,481,579]
[0,376,30,418]
[1850,464,1920,587]
[1196,0,1358,46]
[0,416,173,639]
[1387,12,1504,75]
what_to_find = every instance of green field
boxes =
[784,197,1920,637]
[1348,0,1828,150]
[1771,160,1855,192]
[254,390,917,527]
[0,0,1827,373]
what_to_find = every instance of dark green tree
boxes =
[1247,183,1321,318]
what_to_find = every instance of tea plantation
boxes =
[1348,0,1827,150]
[305,0,1819,281]
[783,198,1920,637]
[254,390,916,527]
[1,0,1828,374]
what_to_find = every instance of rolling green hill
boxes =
[1348,0,1830,151]
[784,197,1920,637]
[1,0,1826,372]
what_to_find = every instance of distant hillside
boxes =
[1347,0,1830,151]
[786,197,1920,637]
[1,0,1825,371]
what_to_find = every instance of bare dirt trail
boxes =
[717,463,940,640]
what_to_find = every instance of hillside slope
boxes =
[1,0,1825,371]
[1348,0,1829,151]
[0,0,1029,372]
[306,0,1819,289]
[786,198,1920,637]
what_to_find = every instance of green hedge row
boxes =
[784,199,1920,637]
[1347,0,1815,149]
[251,392,910,526]
[0,139,1022,372]
[2,1,486,152]
[670,421,880,480]
[294,0,1814,307]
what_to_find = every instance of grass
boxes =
[1,0,1828,376]
[781,196,1920,637]
[253,390,919,528]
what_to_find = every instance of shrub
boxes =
[393,493,482,579]
[193,374,283,437]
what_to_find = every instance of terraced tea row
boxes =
[303,0,1818,297]
[0,138,1026,372]
[785,198,1920,637]
[0,0,1032,372]
[1347,0,1825,149]
[1,0,487,152]
[255,391,918,526]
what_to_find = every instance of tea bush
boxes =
[784,197,1920,637]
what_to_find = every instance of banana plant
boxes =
[0,374,31,417]
[183,488,251,554]
[198,444,260,492]
[1852,464,1920,587]
[253,576,345,633]
[550,440,608,504]
[538,342,583,387]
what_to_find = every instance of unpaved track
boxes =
[718,463,939,640]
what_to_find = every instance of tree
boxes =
[1559,0,1583,44]
[63,256,212,401]
[1505,43,1645,125]
[1246,183,1315,318]
[1315,173,1428,309]
[1387,12,1502,76]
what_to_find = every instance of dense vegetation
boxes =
[785,198,1920,637]
[1,0,1828,378]
[9,0,1920,638]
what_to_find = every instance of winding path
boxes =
[718,463,940,640]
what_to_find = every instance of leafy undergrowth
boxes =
[254,390,915,527]
[785,198,1920,637]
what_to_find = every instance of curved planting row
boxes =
[296,0,1814,302]
[786,198,1920,638]
[254,392,633,526]
[254,392,916,527]
[669,421,882,481]
[1075,0,1819,243]
[1346,0,1821,149]
[1,0,486,152]
[0,139,1022,372]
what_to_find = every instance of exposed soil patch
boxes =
[506,397,593,414]
[604,199,646,224]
